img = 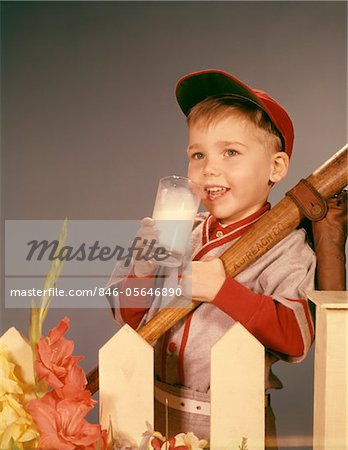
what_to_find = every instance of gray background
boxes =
[1,1,347,447]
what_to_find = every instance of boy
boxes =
[107,70,316,447]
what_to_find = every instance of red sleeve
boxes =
[118,270,155,330]
[211,277,311,357]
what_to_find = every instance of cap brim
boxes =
[176,70,264,116]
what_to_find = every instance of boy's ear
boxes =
[270,152,289,183]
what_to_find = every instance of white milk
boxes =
[152,209,196,255]
[152,186,199,256]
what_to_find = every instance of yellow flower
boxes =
[0,343,24,398]
[0,343,35,401]
[0,395,39,449]
[0,344,39,449]
[173,432,208,449]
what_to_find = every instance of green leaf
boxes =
[28,218,68,395]
[38,218,68,324]
[29,300,39,353]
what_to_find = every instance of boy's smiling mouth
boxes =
[204,185,230,201]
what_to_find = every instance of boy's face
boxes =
[187,115,280,225]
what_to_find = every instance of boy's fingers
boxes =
[137,230,159,239]
[141,217,155,226]
[135,217,161,251]
[135,232,160,247]
[139,218,158,235]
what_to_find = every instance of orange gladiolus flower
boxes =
[27,390,102,450]
[34,317,84,389]
[29,317,108,449]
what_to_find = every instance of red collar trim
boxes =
[197,203,271,260]
[208,203,271,240]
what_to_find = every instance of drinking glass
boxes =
[152,176,202,266]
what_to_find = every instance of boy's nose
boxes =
[203,161,221,177]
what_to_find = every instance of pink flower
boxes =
[27,390,102,450]
[150,436,165,450]
[166,436,189,450]
[150,435,188,450]
[148,432,208,450]
[34,317,84,389]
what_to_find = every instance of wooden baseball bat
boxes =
[87,145,348,394]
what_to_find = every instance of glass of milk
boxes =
[152,176,201,266]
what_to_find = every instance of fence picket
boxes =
[99,324,154,447]
[211,322,265,449]
[308,290,348,450]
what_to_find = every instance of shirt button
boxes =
[216,231,223,238]
[168,342,177,353]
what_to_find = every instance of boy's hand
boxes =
[181,258,226,302]
[133,217,159,277]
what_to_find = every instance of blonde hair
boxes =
[187,96,283,153]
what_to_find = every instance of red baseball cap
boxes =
[176,69,294,159]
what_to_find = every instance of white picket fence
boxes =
[98,290,347,450]
[1,291,347,449]
[99,322,265,449]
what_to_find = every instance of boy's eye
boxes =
[224,149,238,157]
[191,152,205,160]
